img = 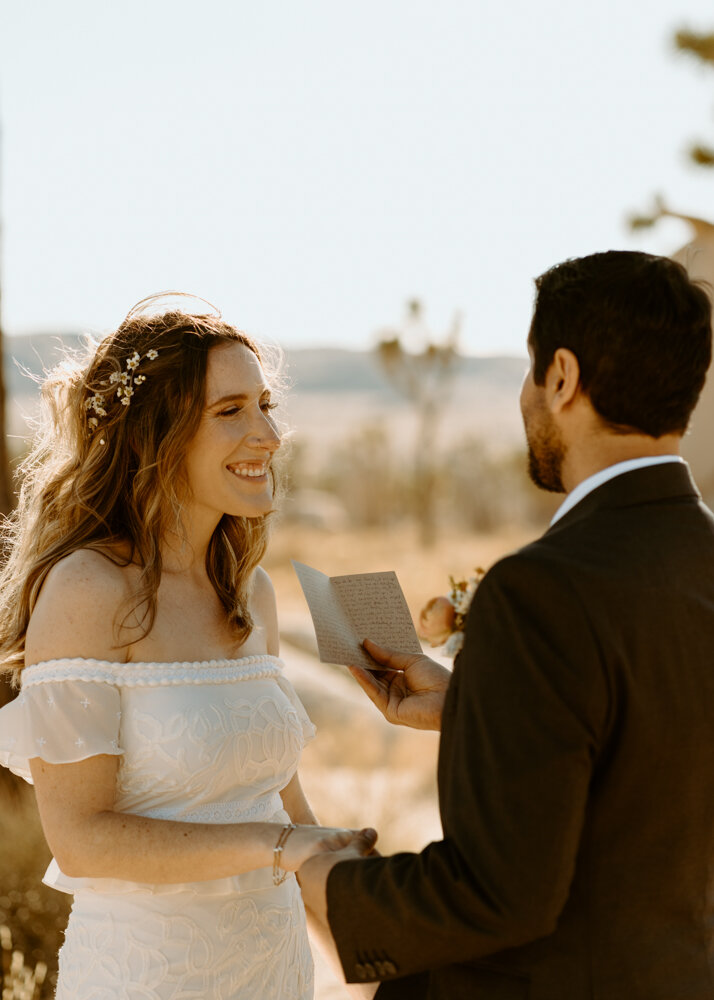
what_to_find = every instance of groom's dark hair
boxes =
[529,250,712,436]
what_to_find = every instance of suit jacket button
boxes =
[383,961,397,975]
[354,963,367,980]
[363,962,376,978]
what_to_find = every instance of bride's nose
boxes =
[247,413,281,452]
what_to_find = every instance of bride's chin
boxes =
[225,497,274,519]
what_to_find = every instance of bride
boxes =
[0,297,377,999]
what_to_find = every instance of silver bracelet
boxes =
[272,823,297,885]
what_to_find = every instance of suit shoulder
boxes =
[481,540,572,590]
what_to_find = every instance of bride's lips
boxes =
[226,461,269,482]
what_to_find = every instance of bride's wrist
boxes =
[272,823,298,884]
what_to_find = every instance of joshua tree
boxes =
[376,299,461,547]
[629,28,714,230]
[675,29,714,167]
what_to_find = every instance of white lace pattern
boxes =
[0,655,317,998]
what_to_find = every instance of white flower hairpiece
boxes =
[85,348,160,430]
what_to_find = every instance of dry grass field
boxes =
[0,521,537,998]
[266,520,534,615]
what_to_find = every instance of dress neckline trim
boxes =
[20,655,287,688]
[26,654,284,670]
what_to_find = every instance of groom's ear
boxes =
[546,348,581,413]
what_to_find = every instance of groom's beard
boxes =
[525,412,566,494]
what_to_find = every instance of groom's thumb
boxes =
[354,827,378,855]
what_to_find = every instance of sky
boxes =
[1,0,714,356]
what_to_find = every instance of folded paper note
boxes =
[292,560,422,670]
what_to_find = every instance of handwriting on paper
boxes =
[292,561,422,670]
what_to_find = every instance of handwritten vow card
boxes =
[292,560,422,670]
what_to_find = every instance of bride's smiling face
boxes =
[182,341,282,521]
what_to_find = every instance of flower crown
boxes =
[85,348,159,431]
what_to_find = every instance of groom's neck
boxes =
[561,429,683,495]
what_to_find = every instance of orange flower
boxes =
[418,596,456,647]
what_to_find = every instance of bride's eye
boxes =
[218,406,241,417]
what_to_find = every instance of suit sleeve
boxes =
[326,549,612,982]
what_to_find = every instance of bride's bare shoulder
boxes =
[25,549,136,665]
[250,566,279,656]
[42,548,134,597]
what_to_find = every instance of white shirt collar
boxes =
[550,455,685,526]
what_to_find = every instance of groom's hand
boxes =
[349,639,451,731]
[297,828,378,925]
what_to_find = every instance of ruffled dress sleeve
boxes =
[274,672,317,745]
[0,663,122,783]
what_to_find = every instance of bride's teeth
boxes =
[231,465,265,478]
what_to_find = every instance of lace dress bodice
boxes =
[0,654,315,896]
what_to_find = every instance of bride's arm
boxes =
[25,554,367,883]
[30,755,361,882]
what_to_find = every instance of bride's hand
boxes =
[282,825,378,872]
[348,638,451,731]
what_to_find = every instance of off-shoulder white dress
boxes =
[0,655,316,1000]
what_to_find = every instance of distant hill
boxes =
[281,348,527,453]
[283,347,526,395]
[3,334,528,453]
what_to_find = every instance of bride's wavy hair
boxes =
[0,294,285,682]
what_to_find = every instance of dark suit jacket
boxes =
[326,463,714,999]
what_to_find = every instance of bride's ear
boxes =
[546,349,581,413]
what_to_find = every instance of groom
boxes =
[299,250,714,999]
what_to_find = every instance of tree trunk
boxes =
[415,400,438,548]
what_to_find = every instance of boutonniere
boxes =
[418,568,485,657]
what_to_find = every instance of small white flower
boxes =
[121,396,131,406]
[88,416,98,429]
[81,697,90,709]
[146,349,159,360]
[444,631,465,657]
[120,372,130,384]
[36,736,47,746]
[454,591,471,614]
[109,371,121,384]
[75,737,85,748]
